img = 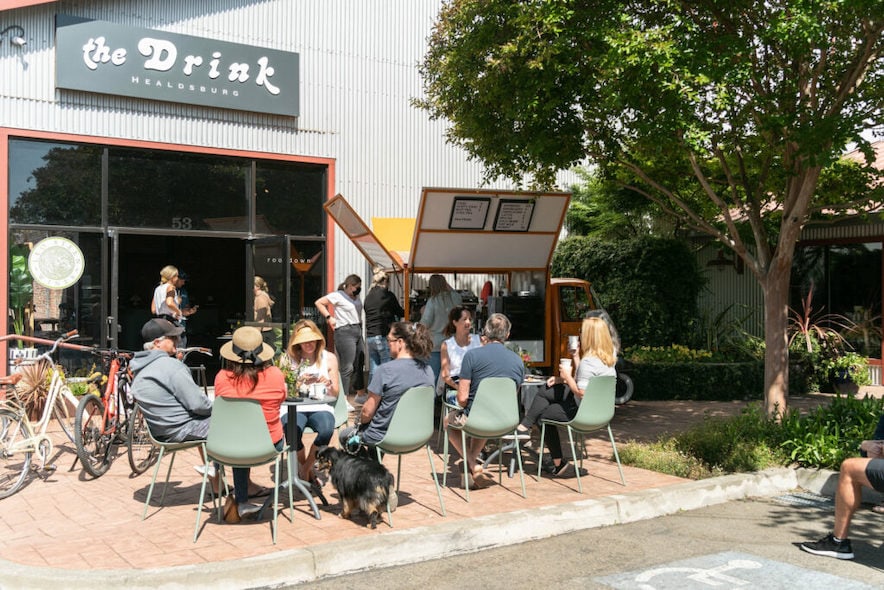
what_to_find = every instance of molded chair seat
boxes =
[537,375,626,493]
[442,377,527,501]
[138,404,209,521]
[194,397,294,544]
[374,385,445,525]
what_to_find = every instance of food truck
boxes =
[324,187,600,374]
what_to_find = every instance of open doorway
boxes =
[117,234,245,379]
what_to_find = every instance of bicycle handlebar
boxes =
[179,347,213,357]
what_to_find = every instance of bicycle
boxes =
[126,346,213,476]
[75,348,137,478]
[0,331,102,498]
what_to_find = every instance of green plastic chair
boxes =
[536,375,626,493]
[374,385,446,525]
[138,404,211,521]
[442,377,527,501]
[193,397,294,544]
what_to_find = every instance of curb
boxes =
[0,467,856,589]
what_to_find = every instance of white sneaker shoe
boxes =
[388,490,398,512]
[193,464,216,478]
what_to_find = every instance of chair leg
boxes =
[566,427,582,493]
[142,446,168,520]
[426,444,446,517]
[512,435,527,498]
[272,456,280,544]
[462,430,470,502]
[442,426,450,487]
[158,449,177,506]
[193,462,210,543]
[608,425,626,486]
[396,455,403,494]
[286,452,295,521]
[536,423,547,480]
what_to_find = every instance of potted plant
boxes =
[824,351,871,395]
[9,245,33,347]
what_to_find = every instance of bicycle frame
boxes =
[96,353,134,438]
[1,332,85,469]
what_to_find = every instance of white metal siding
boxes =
[2,1,578,285]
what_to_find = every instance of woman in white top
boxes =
[419,274,463,383]
[315,274,365,401]
[278,319,340,482]
[438,306,481,401]
[517,316,616,477]
[151,265,182,323]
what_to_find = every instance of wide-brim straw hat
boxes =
[291,324,324,346]
[220,326,275,365]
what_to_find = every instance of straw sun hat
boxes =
[291,324,324,346]
[220,326,275,365]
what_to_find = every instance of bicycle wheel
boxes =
[0,409,32,499]
[127,405,157,475]
[52,388,77,443]
[75,393,112,478]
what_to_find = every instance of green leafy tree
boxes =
[417,0,884,415]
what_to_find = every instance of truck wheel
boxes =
[615,373,633,405]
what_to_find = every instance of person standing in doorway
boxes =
[175,271,198,348]
[151,265,183,325]
[315,274,367,403]
[419,274,462,384]
[253,276,274,323]
[363,266,404,383]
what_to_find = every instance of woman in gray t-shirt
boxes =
[339,322,434,448]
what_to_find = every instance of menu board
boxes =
[448,197,491,230]
[493,199,535,232]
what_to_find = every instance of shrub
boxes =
[617,439,719,479]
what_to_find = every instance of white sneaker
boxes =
[193,464,216,478]
[388,490,398,513]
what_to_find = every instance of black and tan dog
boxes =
[315,446,394,529]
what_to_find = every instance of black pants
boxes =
[520,384,577,461]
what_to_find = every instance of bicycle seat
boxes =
[0,373,23,386]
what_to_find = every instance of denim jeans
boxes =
[366,335,391,383]
[233,438,285,504]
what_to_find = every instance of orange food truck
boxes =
[325,187,633,402]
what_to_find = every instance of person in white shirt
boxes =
[315,274,366,402]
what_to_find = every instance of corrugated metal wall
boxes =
[1,0,578,286]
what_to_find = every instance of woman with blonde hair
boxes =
[151,265,183,323]
[278,319,340,482]
[515,316,616,477]
[253,276,274,323]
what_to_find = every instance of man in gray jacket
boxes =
[131,318,212,442]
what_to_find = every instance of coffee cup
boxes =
[568,335,579,353]
[310,382,326,400]
[559,358,572,372]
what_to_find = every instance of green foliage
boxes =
[552,235,704,348]
[822,352,872,387]
[779,395,884,469]
[418,0,884,413]
[9,244,33,341]
[627,360,765,401]
[626,345,714,363]
[622,396,884,478]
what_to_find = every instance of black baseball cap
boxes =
[141,318,184,342]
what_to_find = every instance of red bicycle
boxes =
[74,349,138,478]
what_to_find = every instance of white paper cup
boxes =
[568,335,579,352]
[559,358,572,372]
[310,383,326,399]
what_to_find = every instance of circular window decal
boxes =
[28,237,86,290]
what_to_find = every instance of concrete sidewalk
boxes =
[0,395,838,588]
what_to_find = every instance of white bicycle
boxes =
[0,331,101,498]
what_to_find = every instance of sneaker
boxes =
[193,464,216,478]
[388,489,398,512]
[552,460,573,478]
[354,393,369,405]
[502,431,531,441]
[800,533,854,560]
[237,502,262,519]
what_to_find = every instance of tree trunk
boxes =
[762,262,791,417]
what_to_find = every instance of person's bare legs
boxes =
[833,457,873,539]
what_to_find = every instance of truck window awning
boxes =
[324,188,571,274]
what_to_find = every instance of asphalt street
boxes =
[294,494,884,590]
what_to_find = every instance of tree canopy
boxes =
[418,0,884,414]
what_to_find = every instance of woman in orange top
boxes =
[214,326,285,519]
